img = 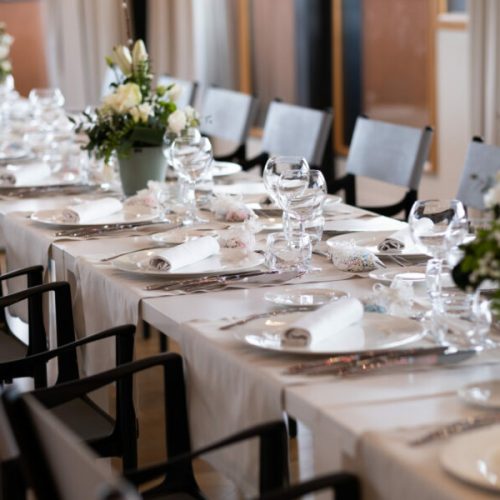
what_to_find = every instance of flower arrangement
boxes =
[0,22,14,84]
[452,172,500,312]
[78,39,199,163]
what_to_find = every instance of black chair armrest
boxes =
[328,173,356,205]
[0,325,135,382]
[125,420,289,494]
[258,472,360,500]
[0,265,44,285]
[241,151,269,173]
[214,143,246,163]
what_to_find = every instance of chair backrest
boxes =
[261,101,332,166]
[199,86,258,144]
[456,139,500,210]
[156,75,197,110]
[346,116,433,190]
[101,66,123,100]
[3,388,139,500]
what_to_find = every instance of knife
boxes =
[55,220,179,238]
[291,348,476,377]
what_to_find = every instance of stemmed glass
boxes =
[277,169,327,270]
[29,88,65,130]
[169,134,213,225]
[408,199,467,341]
[263,156,310,205]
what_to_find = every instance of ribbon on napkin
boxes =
[282,297,364,347]
[0,163,51,186]
[145,236,220,271]
[62,197,123,223]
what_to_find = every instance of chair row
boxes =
[0,266,360,500]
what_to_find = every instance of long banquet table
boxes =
[1,183,500,499]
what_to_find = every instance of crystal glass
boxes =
[169,134,213,224]
[263,156,309,205]
[265,232,312,272]
[29,88,65,131]
[409,199,466,341]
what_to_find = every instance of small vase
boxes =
[118,146,167,196]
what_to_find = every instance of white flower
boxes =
[129,103,152,123]
[0,60,11,72]
[184,105,199,124]
[166,83,182,102]
[1,34,13,47]
[102,83,141,114]
[484,182,500,208]
[132,39,148,72]
[0,45,9,60]
[167,109,187,135]
[112,45,132,76]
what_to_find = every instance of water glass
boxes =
[265,232,312,272]
[283,212,325,247]
[263,156,309,205]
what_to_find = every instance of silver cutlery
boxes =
[55,221,181,238]
[409,412,500,446]
[144,269,280,291]
[1,184,100,198]
[285,346,448,375]
[289,348,476,377]
[100,246,167,262]
[219,306,317,331]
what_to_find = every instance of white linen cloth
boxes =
[62,197,123,223]
[144,236,220,271]
[0,163,51,186]
[283,297,364,347]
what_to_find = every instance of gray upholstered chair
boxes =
[156,75,198,110]
[242,100,332,173]
[199,86,258,162]
[456,137,500,211]
[330,116,434,218]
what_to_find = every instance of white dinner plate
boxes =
[322,195,343,213]
[0,143,30,162]
[324,216,407,233]
[213,182,268,197]
[112,248,264,278]
[212,161,242,177]
[151,226,220,245]
[458,380,500,409]
[30,206,157,227]
[326,231,425,257]
[441,425,500,492]
[368,266,428,284]
[0,169,84,189]
[264,288,349,307]
[233,312,425,355]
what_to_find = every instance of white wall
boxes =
[344,16,470,207]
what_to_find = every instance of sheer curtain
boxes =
[469,0,500,144]
[147,0,237,90]
[42,0,125,109]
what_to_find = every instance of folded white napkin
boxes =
[0,163,51,186]
[282,297,364,347]
[377,219,433,252]
[62,197,123,223]
[145,236,220,271]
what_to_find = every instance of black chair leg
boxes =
[1,460,26,500]
[287,415,297,438]
[159,333,168,352]
[142,321,151,339]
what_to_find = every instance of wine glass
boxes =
[408,199,466,341]
[263,156,310,205]
[169,134,213,224]
[29,88,65,130]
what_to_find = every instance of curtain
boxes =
[469,0,500,144]
[147,0,237,89]
[41,0,125,109]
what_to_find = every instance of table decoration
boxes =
[0,22,14,95]
[77,39,198,196]
[329,241,384,272]
[211,195,256,222]
[264,287,349,307]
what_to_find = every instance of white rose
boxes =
[484,182,500,208]
[167,109,187,135]
[102,83,141,114]
[0,60,11,72]
[112,45,132,76]
[129,103,152,123]
[166,83,182,102]
[0,45,9,59]
[1,34,13,47]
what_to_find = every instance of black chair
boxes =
[456,136,500,211]
[199,86,258,164]
[242,100,333,173]
[330,116,434,219]
[3,368,360,500]
[0,281,137,469]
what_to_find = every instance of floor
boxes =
[131,329,315,499]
